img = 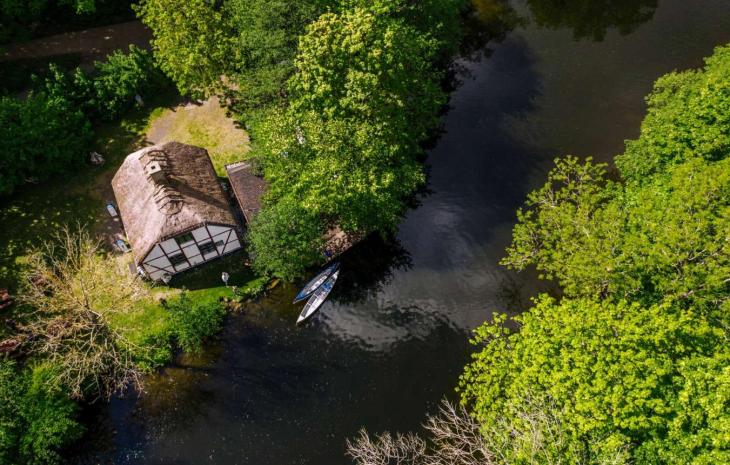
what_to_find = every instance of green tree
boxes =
[90,45,167,119]
[459,296,727,464]
[289,3,444,147]
[616,44,730,182]
[248,2,453,276]
[0,361,83,465]
[39,45,167,121]
[0,92,92,196]
[502,156,730,312]
[223,0,331,117]
[246,195,326,279]
[256,109,425,234]
[136,0,235,97]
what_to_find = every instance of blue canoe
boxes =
[297,270,340,325]
[293,261,340,303]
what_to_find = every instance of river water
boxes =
[79,1,730,463]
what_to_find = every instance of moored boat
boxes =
[296,270,339,325]
[293,261,340,303]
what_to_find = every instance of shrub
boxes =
[91,45,168,120]
[0,361,83,465]
[165,292,227,353]
[39,45,170,121]
[246,196,326,279]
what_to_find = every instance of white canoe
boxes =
[293,261,340,303]
[297,270,339,325]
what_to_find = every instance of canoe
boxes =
[293,261,340,303]
[297,270,339,325]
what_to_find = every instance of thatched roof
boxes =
[226,161,267,224]
[112,142,237,263]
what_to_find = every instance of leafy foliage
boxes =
[248,1,456,277]
[88,45,168,119]
[463,44,730,465]
[616,44,730,182]
[135,0,236,98]
[247,195,326,280]
[0,92,92,196]
[288,3,444,147]
[223,0,331,117]
[0,361,83,465]
[137,0,464,115]
[502,156,730,313]
[39,45,169,121]
[460,298,726,464]
[255,109,425,234]
[164,292,226,353]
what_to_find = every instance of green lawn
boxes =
[144,96,251,175]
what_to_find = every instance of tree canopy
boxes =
[0,92,92,196]
[460,297,728,465]
[135,0,235,98]
[461,44,730,465]
[246,1,459,277]
[616,44,730,182]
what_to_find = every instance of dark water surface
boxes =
[80,1,730,463]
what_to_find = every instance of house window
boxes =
[175,233,194,245]
[168,253,187,267]
[198,241,216,255]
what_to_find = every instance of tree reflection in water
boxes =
[462,0,526,60]
[526,0,658,41]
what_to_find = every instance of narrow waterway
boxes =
[78,1,730,463]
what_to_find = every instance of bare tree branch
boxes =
[18,226,151,400]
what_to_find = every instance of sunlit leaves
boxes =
[136,0,235,98]
[617,44,730,182]
[467,43,730,465]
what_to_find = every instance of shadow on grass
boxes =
[168,251,254,292]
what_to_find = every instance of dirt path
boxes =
[0,20,151,68]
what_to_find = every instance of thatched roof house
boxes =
[112,142,242,281]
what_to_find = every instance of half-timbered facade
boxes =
[112,142,242,281]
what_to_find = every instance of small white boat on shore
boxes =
[296,270,339,325]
